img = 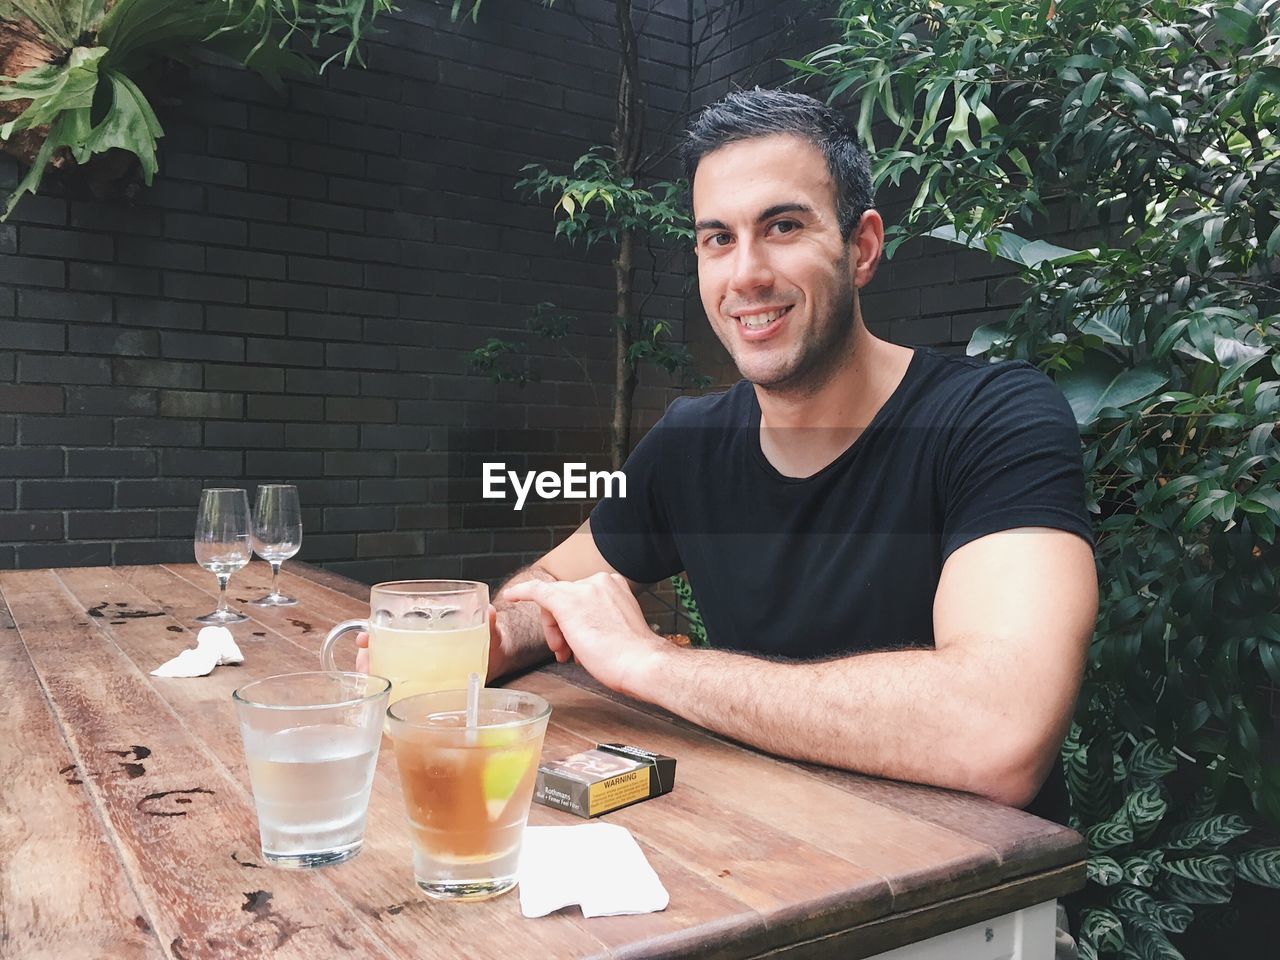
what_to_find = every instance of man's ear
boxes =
[851,209,884,289]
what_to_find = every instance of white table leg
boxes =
[867,900,1059,960]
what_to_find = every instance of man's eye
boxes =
[769,220,800,235]
[706,233,732,247]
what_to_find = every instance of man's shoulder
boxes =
[660,379,754,428]
[913,348,1066,421]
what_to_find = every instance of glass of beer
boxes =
[232,671,390,869]
[320,581,490,712]
[388,687,550,900]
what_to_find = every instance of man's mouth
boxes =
[733,305,793,332]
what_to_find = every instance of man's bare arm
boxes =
[489,518,648,681]
[505,528,1097,808]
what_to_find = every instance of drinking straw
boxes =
[466,671,481,730]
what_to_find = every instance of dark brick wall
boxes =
[0,0,692,582]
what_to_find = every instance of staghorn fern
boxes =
[0,0,395,217]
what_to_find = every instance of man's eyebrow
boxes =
[693,203,815,233]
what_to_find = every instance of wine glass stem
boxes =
[270,561,282,598]
[216,575,230,614]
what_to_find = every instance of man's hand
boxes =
[501,573,671,697]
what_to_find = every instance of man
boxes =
[369,90,1097,823]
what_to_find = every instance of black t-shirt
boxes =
[590,347,1095,821]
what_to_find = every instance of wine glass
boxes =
[251,484,302,607]
[194,488,252,624]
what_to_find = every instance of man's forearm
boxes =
[632,642,1054,807]
[489,565,557,680]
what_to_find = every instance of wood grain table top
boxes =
[0,561,1085,959]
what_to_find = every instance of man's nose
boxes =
[727,238,774,293]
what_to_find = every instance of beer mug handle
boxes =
[320,619,369,671]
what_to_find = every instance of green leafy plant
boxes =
[0,0,395,217]
[793,1,1280,955]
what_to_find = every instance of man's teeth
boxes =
[738,307,788,329]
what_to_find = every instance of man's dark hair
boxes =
[683,88,874,242]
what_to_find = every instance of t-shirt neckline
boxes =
[746,347,925,484]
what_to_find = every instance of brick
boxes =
[288,256,363,287]
[206,305,287,336]
[290,199,364,232]
[20,226,113,261]
[325,396,396,423]
[0,384,63,413]
[357,531,424,557]
[161,331,245,363]
[328,233,399,263]
[18,415,111,445]
[208,248,286,279]
[113,540,195,565]
[246,394,323,421]
[0,224,14,253]
[324,451,395,476]
[165,152,247,187]
[156,509,197,538]
[361,424,432,450]
[158,448,243,477]
[204,364,284,393]
[112,358,201,389]
[0,416,12,443]
[206,188,288,223]
[115,418,201,446]
[249,223,327,255]
[117,478,204,508]
[67,510,157,540]
[118,236,206,272]
[18,289,110,323]
[328,287,398,317]
[65,447,155,477]
[70,263,159,296]
[0,511,63,540]
[321,505,396,532]
[0,320,65,352]
[137,180,205,213]
[204,421,284,448]
[18,354,111,385]
[16,542,113,568]
[284,423,358,448]
[324,342,397,370]
[0,447,63,477]
[0,481,12,510]
[297,534,357,562]
[0,255,64,287]
[249,280,327,311]
[208,128,288,165]
[66,385,155,417]
[287,312,362,341]
[163,272,247,304]
[363,317,433,347]
[8,194,66,225]
[249,164,327,199]
[159,390,242,419]
[246,337,324,367]
[246,451,323,477]
[116,297,203,329]
[359,372,431,399]
[359,478,428,503]
[293,478,358,505]
[70,326,159,357]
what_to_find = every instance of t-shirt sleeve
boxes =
[589,404,684,584]
[941,365,1095,561]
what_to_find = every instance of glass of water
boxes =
[194,487,251,624]
[251,484,302,607]
[232,671,391,869]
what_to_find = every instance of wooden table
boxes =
[1,562,1085,959]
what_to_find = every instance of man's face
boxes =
[692,134,865,394]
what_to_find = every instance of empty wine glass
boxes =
[251,484,302,607]
[194,488,252,624]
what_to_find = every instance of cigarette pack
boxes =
[533,743,676,818]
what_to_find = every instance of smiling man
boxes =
[491,89,1097,838]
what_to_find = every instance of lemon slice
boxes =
[483,746,535,819]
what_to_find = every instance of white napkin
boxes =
[517,823,669,918]
[151,626,244,677]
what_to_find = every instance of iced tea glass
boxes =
[388,687,551,900]
[232,671,390,869]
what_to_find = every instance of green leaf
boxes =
[73,71,163,182]
[1235,848,1280,888]
[1080,907,1125,951]
[1165,814,1251,851]
[1058,354,1169,427]
[0,46,105,135]
[1088,854,1126,884]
